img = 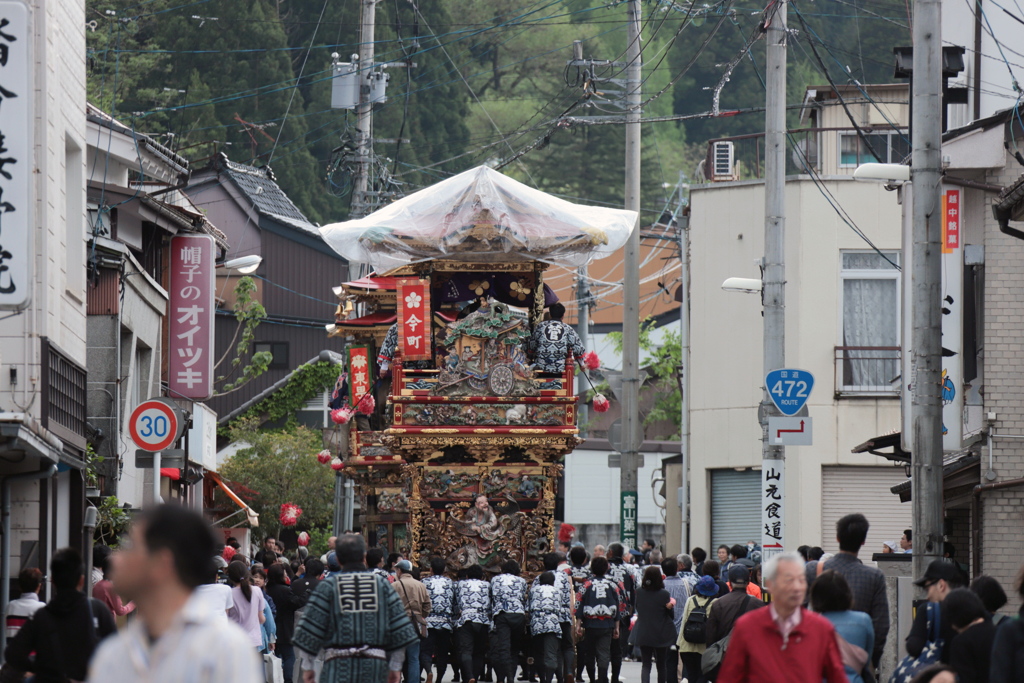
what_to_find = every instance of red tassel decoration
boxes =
[558,524,576,543]
[331,457,345,471]
[279,503,303,527]
[297,531,310,547]
[357,393,375,415]
[317,449,332,464]
[583,351,600,371]
[593,393,610,413]
[331,408,353,425]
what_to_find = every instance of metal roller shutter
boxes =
[821,466,912,558]
[711,469,762,550]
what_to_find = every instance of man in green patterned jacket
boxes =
[294,534,419,683]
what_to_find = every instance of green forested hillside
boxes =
[86,0,910,224]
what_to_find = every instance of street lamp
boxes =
[852,163,910,184]
[216,255,263,274]
[721,277,763,294]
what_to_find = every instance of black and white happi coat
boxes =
[528,584,563,636]
[423,574,456,631]
[490,574,528,616]
[530,570,573,624]
[455,578,492,628]
[528,321,586,373]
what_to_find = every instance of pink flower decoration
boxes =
[357,393,375,415]
[279,502,303,527]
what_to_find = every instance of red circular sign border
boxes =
[129,400,179,452]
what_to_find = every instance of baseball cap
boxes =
[396,559,413,572]
[628,549,643,558]
[728,564,750,584]
[913,559,962,587]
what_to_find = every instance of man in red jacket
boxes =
[717,552,848,683]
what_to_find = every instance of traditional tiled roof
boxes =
[220,159,319,237]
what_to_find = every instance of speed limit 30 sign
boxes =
[129,399,185,452]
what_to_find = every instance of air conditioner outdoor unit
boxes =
[712,141,736,181]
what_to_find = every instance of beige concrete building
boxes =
[683,84,915,556]
[0,0,90,605]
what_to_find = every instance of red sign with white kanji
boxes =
[942,189,960,254]
[396,278,431,361]
[169,235,215,400]
[348,345,373,404]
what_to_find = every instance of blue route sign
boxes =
[766,368,814,416]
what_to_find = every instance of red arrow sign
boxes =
[776,420,805,439]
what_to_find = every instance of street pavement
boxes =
[435,660,674,683]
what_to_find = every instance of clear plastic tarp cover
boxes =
[319,166,637,271]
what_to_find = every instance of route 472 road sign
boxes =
[766,368,814,416]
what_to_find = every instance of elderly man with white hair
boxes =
[716,552,847,683]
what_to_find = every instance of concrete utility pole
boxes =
[760,0,787,562]
[351,0,377,223]
[620,0,643,549]
[677,173,690,556]
[910,0,944,580]
[577,267,590,435]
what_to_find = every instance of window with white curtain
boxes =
[839,251,900,394]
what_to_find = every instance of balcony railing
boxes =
[41,337,87,457]
[834,346,900,396]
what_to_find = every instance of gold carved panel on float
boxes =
[404,463,562,576]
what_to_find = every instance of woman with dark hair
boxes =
[632,566,677,683]
[92,551,136,620]
[227,559,266,649]
[991,566,1024,682]
[944,588,995,683]
[700,560,729,598]
[267,563,305,683]
[969,575,1008,623]
[810,570,873,683]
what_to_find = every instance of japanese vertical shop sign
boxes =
[761,461,785,562]
[397,277,432,361]
[0,4,31,310]
[347,345,373,404]
[620,491,638,548]
[942,189,960,254]
[169,235,215,400]
[941,187,963,450]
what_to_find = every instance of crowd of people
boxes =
[1,506,1023,683]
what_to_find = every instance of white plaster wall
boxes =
[564,448,668,526]
[942,0,1024,127]
[0,0,87,416]
[687,176,903,551]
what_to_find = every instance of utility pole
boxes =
[620,0,643,550]
[760,0,787,563]
[351,0,377,224]
[577,267,590,435]
[677,173,690,556]
[910,0,944,580]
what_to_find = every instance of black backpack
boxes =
[682,595,712,644]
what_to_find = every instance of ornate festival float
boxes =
[320,167,634,574]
